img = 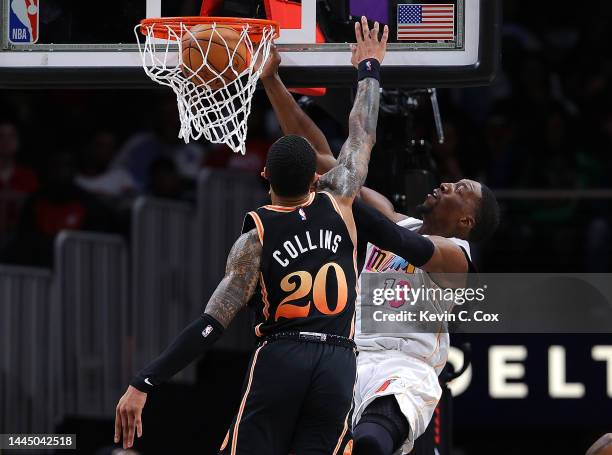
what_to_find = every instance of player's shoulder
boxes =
[449,237,471,260]
[396,216,423,230]
[396,216,471,258]
[316,190,346,214]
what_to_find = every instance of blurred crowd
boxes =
[1,0,611,271]
[436,0,612,272]
[0,92,280,267]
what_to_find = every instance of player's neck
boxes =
[270,192,312,208]
[419,219,450,237]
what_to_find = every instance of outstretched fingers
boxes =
[361,16,371,41]
[352,16,389,65]
[371,21,379,41]
[121,409,129,448]
[114,406,122,444]
[126,411,136,449]
[354,21,363,43]
[381,25,390,44]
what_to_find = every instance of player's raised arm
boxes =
[260,48,337,174]
[261,30,404,215]
[359,186,409,223]
[319,17,388,203]
[114,229,261,449]
[352,199,468,275]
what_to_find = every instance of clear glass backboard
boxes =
[0,0,500,88]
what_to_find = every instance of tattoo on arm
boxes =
[319,77,380,199]
[204,229,262,328]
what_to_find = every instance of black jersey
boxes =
[242,191,358,339]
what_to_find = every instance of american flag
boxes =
[397,3,455,41]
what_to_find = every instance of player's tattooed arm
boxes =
[114,230,261,450]
[204,229,262,328]
[319,17,388,202]
[319,77,380,200]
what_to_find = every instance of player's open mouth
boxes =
[425,189,440,203]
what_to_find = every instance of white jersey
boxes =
[354,217,471,375]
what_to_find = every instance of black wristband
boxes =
[357,58,381,82]
[130,313,224,393]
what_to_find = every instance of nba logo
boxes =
[299,208,307,221]
[9,0,39,44]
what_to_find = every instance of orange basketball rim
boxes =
[134,16,280,154]
[138,17,280,42]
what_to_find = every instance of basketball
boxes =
[181,24,249,89]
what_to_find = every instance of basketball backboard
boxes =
[0,0,500,89]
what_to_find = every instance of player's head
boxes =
[417,179,500,242]
[264,135,317,199]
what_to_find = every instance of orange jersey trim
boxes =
[263,192,316,212]
[348,247,359,339]
[320,190,357,249]
[332,406,350,454]
[247,211,264,244]
[332,372,356,455]
[231,343,265,455]
[319,191,342,216]
[259,272,271,320]
[343,439,354,455]
[220,430,230,451]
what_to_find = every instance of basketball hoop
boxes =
[135,17,279,155]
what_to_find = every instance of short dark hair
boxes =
[469,184,500,243]
[266,135,316,197]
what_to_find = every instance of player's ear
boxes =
[311,173,321,190]
[261,167,269,180]
[458,215,475,231]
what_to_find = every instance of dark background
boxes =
[1,0,612,454]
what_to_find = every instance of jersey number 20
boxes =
[276,262,348,320]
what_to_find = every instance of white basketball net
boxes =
[135,20,276,155]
